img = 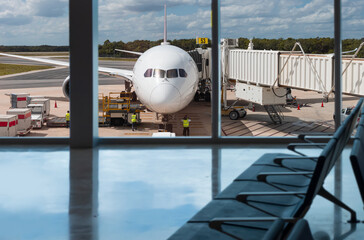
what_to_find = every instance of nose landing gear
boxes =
[156,114,174,132]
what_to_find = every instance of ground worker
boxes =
[181,115,191,136]
[131,112,137,131]
[65,110,70,128]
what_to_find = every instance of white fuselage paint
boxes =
[132,44,199,114]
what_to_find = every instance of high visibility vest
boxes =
[65,113,70,121]
[183,119,189,127]
[131,114,137,123]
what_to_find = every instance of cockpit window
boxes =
[144,68,153,77]
[153,69,165,78]
[179,69,188,78]
[167,69,178,78]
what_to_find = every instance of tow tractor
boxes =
[221,99,247,120]
[333,106,360,125]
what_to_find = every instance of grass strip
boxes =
[49,56,137,61]
[0,63,54,76]
[99,57,137,61]
[4,52,69,56]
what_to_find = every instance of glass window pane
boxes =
[144,68,153,77]
[98,2,211,138]
[220,0,362,138]
[167,69,178,78]
[0,0,69,138]
[179,69,188,78]
[153,69,165,78]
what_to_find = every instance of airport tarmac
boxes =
[0,56,361,137]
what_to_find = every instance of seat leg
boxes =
[318,187,358,223]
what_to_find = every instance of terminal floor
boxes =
[0,145,363,240]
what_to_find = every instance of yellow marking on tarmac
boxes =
[124,132,151,136]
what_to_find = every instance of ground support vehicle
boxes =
[221,100,247,120]
[47,117,67,127]
[27,103,45,129]
[98,92,145,126]
[30,98,50,117]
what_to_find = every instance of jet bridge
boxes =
[221,40,364,123]
[188,48,212,102]
[224,41,364,101]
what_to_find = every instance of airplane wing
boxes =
[0,52,134,81]
[115,49,143,56]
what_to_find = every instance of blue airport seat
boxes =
[350,103,364,205]
[168,99,363,240]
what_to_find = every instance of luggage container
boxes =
[0,115,17,137]
[30,98,50,116]
[6,108,32,135]
[10,93,30,108]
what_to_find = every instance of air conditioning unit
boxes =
[221,39,238,48]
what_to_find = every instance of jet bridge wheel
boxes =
[204,91,211,102]
[229,110,239,120]
[194,92,200,102]
[240,109,247,118]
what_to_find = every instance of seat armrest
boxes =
[209,217,296,231]
[257,171,313,182]
[274,156,318,165]
[298,132,333,141]
[288,143,326,151]
[236,191,307,202]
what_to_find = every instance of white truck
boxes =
[27,103,45,129]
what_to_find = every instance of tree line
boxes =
[0,45,69,52]
[1,38,363,58]
[237,38,364,58]
[98,38,209,57]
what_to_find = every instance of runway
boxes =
[0,56,134,89]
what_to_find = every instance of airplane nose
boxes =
[150,84,181,114]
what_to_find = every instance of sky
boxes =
[0,0,363,46]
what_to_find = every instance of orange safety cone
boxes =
[55,101,58,108]
[321,101,324,107]
[297,104,300,110]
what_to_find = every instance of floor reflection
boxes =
[0,148,69,240]
[0,146,363,239]
[69,148,99,240]
[211,147,221,198]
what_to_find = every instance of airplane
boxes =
[0,5,200,116]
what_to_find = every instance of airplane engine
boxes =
[62,76,70,99]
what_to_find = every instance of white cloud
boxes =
[0,0,363,45]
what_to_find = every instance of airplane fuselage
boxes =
[132,44,199,114]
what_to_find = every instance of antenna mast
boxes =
[164,4,167,43]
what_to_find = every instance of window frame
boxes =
[0,0,341,147]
